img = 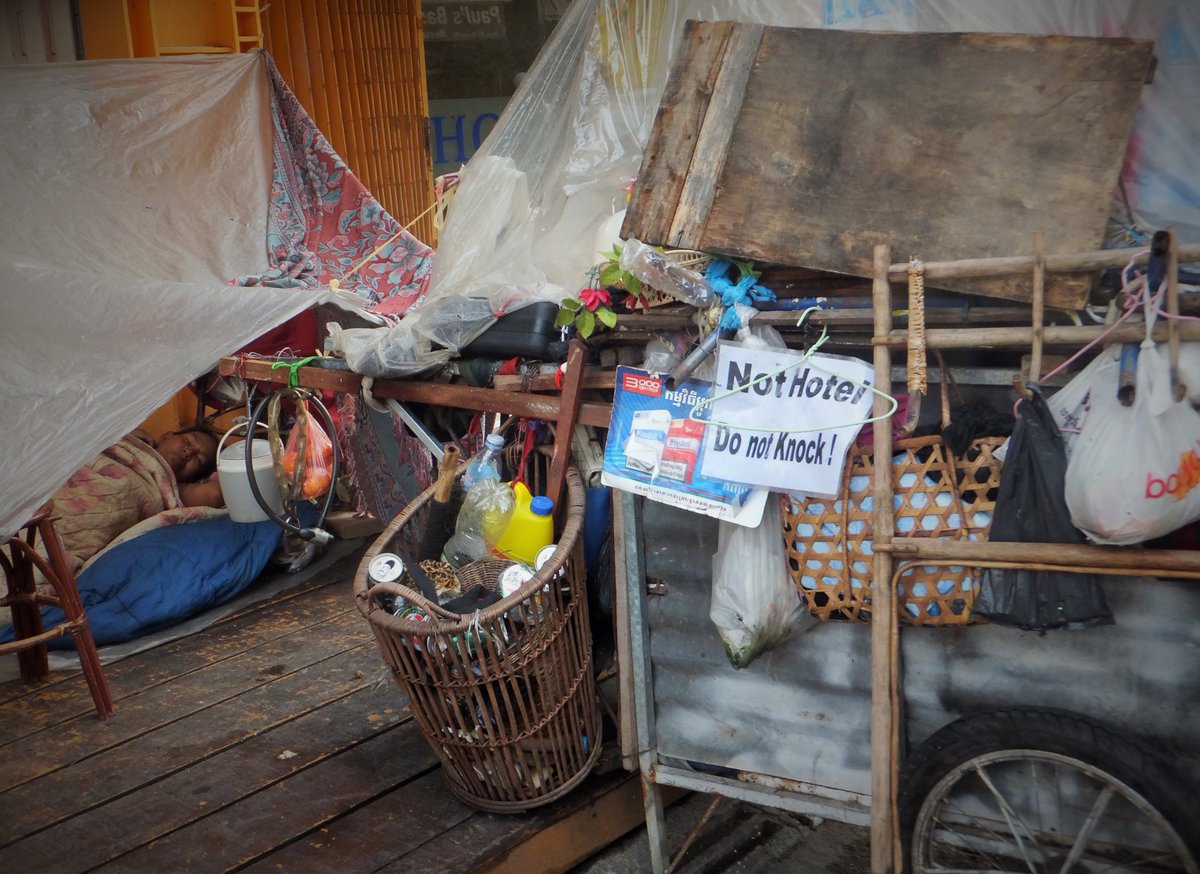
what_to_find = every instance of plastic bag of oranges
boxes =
[281,398,334,500]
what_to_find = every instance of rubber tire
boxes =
[900,707,1200,871]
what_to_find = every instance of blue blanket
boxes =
[2,515,284,648]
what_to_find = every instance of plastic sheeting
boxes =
[415,0,1199,352]
[0,54,323,538]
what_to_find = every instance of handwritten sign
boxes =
[699,342,875,496]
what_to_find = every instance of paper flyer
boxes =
[601,367,768,527]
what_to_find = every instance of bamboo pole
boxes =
[886,242,1200,282]
[876,539,1200,575]
[1029,230,1045,382]
[881,321,1200,349]
[869,244,898,874]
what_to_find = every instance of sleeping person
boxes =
[47,427,225,576]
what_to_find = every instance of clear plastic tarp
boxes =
[0,54,336,538]
[412,0,1199,352]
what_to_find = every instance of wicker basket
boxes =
[781,436,1005,625]
[353,467,600,813]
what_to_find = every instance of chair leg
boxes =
[1,539,50,681]
[36,517,115,720]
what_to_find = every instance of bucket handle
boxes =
[217,420,270,457]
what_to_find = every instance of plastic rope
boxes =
[270,355,319,388]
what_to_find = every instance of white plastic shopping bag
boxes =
[1065,344,1200,545]
[710,499,814,668]
[1045,346,1121,457]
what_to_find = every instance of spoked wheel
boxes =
[901,708,1200,874]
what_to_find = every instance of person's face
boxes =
[158,431,217,482]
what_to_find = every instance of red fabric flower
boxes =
[579,286,612,312]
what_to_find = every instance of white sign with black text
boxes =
[698,342,876,497]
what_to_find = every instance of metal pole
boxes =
[620,490,668,873]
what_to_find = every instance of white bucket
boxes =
[217,425,284,524]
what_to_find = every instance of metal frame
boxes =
[621,489,873,874]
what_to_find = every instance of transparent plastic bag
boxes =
[443,479,516,567]
[326,320,450,378]
[282,398,334,500]
[710,499,813,669]
[619,238,716,308]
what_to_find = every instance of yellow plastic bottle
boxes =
[494,481,554,566]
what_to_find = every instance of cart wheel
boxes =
[900,707,1200,873]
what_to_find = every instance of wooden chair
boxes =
[0,506,114,719]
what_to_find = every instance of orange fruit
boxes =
[302,471,331,499]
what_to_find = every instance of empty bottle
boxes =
[461,433,506,493]
[441,477,516,569]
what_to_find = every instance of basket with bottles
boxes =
[352,438,599,813]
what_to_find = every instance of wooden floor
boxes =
[0,544,638,873]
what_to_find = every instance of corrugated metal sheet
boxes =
[263,0,436,246]
[641,502,1200,798]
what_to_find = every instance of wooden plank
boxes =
[240,770,476,873]
[626,24,1154,309]
[0,549,361,733]
[548,340,587,510]
[491,371,617,392]
[0,643,382,840]
[0,695,415,872]
[668,23,764,247]
[377,770,650,874]
[0,605,366,788]
[478,771,647,874]
[622,20,736,245]
[98,723,442,872]
[218,358,614,429]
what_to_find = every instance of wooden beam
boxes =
[886,242,1200,282]
[877,539,1200,577]
[880,321,1200,349]
[216,358,613,428]
[478,774,680,874]
[547,340,588,511]
[869,244,898,874]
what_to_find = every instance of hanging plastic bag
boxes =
[710,499,814,669]
[974,387,1112,630]
[1065,343,1200,545]
[1044,345,1121,458]
[282,398,335,500]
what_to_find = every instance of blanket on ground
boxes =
[2,509,284,648]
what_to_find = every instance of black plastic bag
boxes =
[974,387,1112,630]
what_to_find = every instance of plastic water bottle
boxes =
[494,482,555,566]
[441,478,515,569]
[461,433,506,493]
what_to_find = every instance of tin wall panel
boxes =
[642,502,1200,798]
[263,0,436,246]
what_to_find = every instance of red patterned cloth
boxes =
[234,57,433,323]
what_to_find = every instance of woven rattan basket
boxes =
[353,467,600,813]
[781,436,1005,625]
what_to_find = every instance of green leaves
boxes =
[576,308,596,338]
